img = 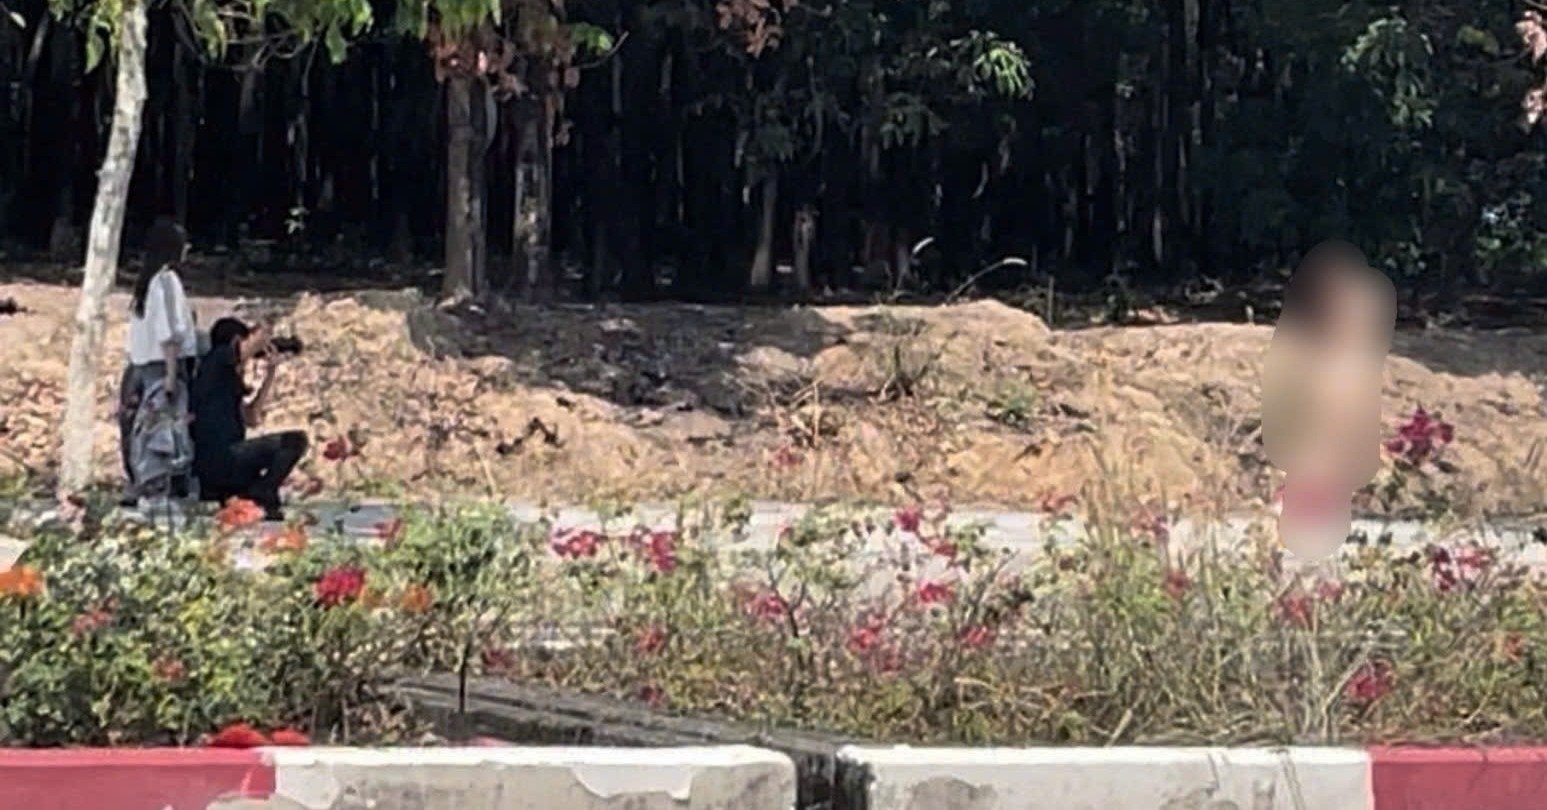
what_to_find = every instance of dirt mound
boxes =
[2,280,1544,515]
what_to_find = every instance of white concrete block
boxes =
[839,745,1373,810]
[266,746,796,810]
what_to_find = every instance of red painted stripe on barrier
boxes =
[0,748,276,810]
[1371,747,1547,810]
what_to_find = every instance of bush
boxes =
[0,500,541,747]
[500,497,1547,745]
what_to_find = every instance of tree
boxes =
[53,0,370,498]
[406,0,610,300]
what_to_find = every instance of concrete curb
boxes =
[837,745,1547,810]
[0,746,797,810]
[6,746,1546,810]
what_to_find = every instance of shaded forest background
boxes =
[2,0,1546,305]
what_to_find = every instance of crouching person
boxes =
[190,317,308,521]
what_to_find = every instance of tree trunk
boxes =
[748,172,778,292]
[58,0,148,497]
[791,205,815,296]
[442,74,481,298]
[514,96,553,302]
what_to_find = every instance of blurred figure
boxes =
[1262,241,1395,560]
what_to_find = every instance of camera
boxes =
[257,335,305,357]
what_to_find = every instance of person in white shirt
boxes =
[118,216,199,503]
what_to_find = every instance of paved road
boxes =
[6,499,1544,568]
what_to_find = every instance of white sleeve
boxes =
[146,271,190,349]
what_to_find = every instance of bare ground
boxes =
[3,275,1546,515]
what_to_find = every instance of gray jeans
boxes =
[118,358,195,496]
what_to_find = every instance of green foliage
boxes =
[504,497,1547,745]
[0,502,541,745]
[48,0,372,71]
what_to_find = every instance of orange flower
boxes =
[215,498,264,531]
[260,525,309,554]
[0,564,44,599]
[398,583,434,614]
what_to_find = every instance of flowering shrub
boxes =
[1365,405,1464,519]
[492,496,1547,745]
[0,500,540,747]
[5,483,1547,747]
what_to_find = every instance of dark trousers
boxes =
[198,432,309,516]
[118,359,195,498]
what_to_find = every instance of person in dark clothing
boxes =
[190,317,308,520]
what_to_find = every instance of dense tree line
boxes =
[2,0,1546,302]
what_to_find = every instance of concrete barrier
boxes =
[0,746,797,810]
[838,745,1547,810]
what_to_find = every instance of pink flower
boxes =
[634,625,668,655]
[893,506,923,534]
[846,617,887,654]
[1345,660,1395,705]
[1386,406,1454,467]
[747,590,790,623]
[644,531,678,574]
[551,529,603,559]
[959,625,996,650]
[1274,591,1314,628]
[1315,580,1346,603]
[915,579,956,606]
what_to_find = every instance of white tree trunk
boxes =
[58,0,148,497]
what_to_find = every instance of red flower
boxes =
[915,579,956,606]
[747,590,790,623]
[215,498,264,531]
[1345,660,1395,705]
[1163,568,1191,600]
[322,437,352,462]
[846,616,887,654]
[314,566,367,608]
[644,531,678,574]
[893,506,923,534]
[207,722,270,748]
[922,536,959,562]
[268,727,311,746]
[637,684,666,707]
[959,625,997,650]
[153,655,186,683]
[634,625,668,655]
[1274,590,1314,628]
[551,529,603,559]
[1386,406,1454,467]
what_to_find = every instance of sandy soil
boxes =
[3,275,1545,516]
